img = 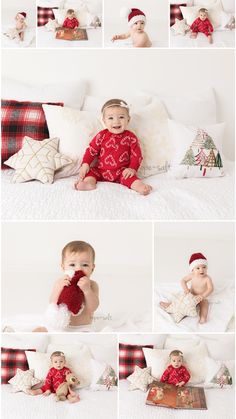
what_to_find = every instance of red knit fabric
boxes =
[62,17,79,28]
[190,17,213,36]
[41,367,71,393]
[57,270,85,315]
[82,129,142,188]
[160,365,190,385]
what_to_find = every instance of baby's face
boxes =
[68,13,75,19]
[16,14,24,23]
[62,250,94,277]
[52,355,65,370]
[131,20,145,33]
[170,355,182,369]
[199,11,207,21]
[192,264,207,277]
[103,106,130,134]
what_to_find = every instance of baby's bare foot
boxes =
[190,32,197,38]
[208,35,213,44]
[199,317,206,324]
[132,181,152,195]
[32,327,48,332]
[74,180,96,191]
[160,302,171,309]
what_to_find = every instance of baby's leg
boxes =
[199,299,209,324]
[32,326,48,332]
[120,173,152,195]
[190,31,198,38]
[27,389,43,396]
[159,301,171,309]
[74,176,97,191]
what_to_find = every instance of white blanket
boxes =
[37,26,102,48]
[119,379,235,419]
[155,282,235,332]
[2,26,36,48]
[2,384,117,419]
[1,163,234,220]
[170,29,235,48]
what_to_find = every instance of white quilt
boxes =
[170,29,235,48]
[119,380,235,419]
[2,384,117,419]
[1,27,36,48]
[155,282,235,332]
[37,26,102,48]
[1,163,234,220]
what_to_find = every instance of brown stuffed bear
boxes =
[55,372,80,402]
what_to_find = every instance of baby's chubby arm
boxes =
[77,278,99,312]
[180,274,192,293]
[49,274,71,304]
[111,32,130,41]
[78,163,90,180]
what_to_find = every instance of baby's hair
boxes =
[169,350,183,359]
[62,241,95,263]
[67,9,75,14]
[50,351,65,360]
[101,99,130,116]
[198,8,208,13]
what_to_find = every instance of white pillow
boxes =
[26,345,93,388]
[38,1,63,6]
[82,94,152,113]
[53,8,89,27]
[90,359,118,391]
[42,105,102,178]
[45,18,59,31]
[220,0,235,12]
[198,335,235,360]
[219,10,235,29]
[164,336,201,351]
[180,5,200,25]
[143,342,208,384]
[1,335,49,353]
[168,119,225,178]
[171,0,193,3]
[47,343,84,357]
[119,334,166,348]
[1,77,86,110]
[181,1,223,27]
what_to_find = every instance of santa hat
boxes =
[120,7,146,27]
[189,253,208,270]
[18,12,27,18]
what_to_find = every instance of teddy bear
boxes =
[55,372,80,402]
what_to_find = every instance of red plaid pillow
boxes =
[1,100,63,168]
[1,348,36,384]
[119,343,153,379]
[170,4,186,26]
[37,7,58,26]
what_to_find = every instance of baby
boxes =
[34,241,99,332]
[74,99,152,195]
[4,12,27,42]
[112,7,152,48]
[62,9,79,29]
[28,351,80,403]
[160,252,214,324]
[160,350,190,387]
[190,8,213,43]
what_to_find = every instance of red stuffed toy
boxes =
[45,270,85,330]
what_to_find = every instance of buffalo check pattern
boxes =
[37,7,58,26]
[119,343,153,379]
[170,4,186,26]
[1,100,63,168]
[1,348,36,384]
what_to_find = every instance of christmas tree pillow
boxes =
[168,119,225,178]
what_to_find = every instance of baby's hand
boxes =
[111,34,119,42]
[55,275,71,292]
[176,381,185,387]
[195,295,203,303]
[78,163,90,181]
[122,168,136,179]
[43,390,51,396]
[184,289,190,294]
[77,276,91,293]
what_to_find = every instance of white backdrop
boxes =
[1,221,152,318]
[154,222,234,286]
[1,0,36,26]
[2,48,234,159]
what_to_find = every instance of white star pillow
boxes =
[4,136,72,184]
[8,369,41,393]
[163,292,199,323]
[127,366,154,392]
[172,18,189,36]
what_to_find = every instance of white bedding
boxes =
[37,26,102,48]
[1,163,234,220]
[1,27,36,48]
[119,379,235,419]
[2,384,117,419]
[170,29,235,48]
[154,283,235,333]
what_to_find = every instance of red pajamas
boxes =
[41,367,71,393]
[160,365,190,386]
[190,17,213,37]
[62,17,79,29]
[82,129,143,189]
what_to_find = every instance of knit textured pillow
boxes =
[1,348,36,384]
[57,270,85,315]
[1,99,63,168]
[163,292,199,323]
[127,366,154,391]
[8,368,41,393]
[170,4,187,26]
[119,343,153,379]
[37,7,58,26]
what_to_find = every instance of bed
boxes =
[170,28,235,48]
[1,162,234,220]
[37,25,102,48]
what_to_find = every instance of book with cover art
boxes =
[56,28,88,41]
[146,382,207,410]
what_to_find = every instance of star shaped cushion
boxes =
[8,368,41,393]
[163,292,199,323]
[127,366,154,392]
[172,18,190,35]
[4,136,72,184]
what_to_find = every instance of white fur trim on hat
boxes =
[189,259,208,271]
[128,14,146,26]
